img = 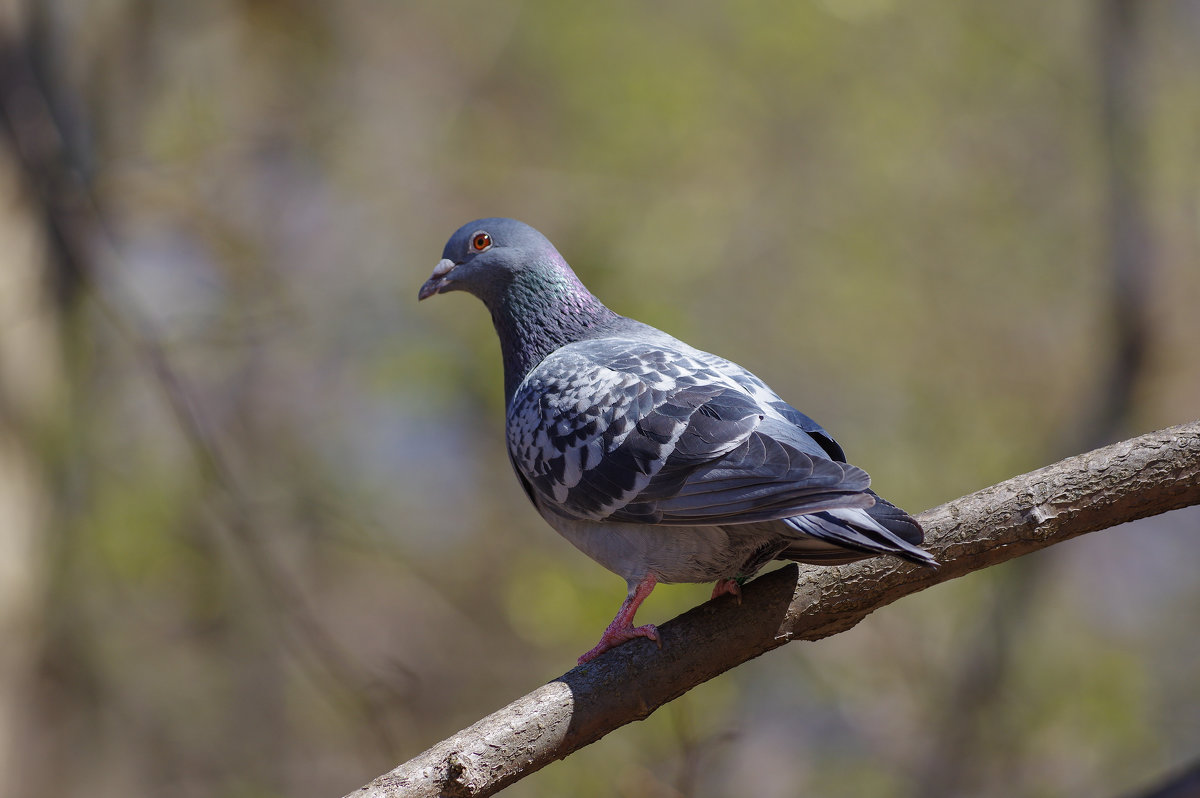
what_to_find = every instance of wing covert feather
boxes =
[506,340,871,525]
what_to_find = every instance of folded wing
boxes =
[506,339,873,526]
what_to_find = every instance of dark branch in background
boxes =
[347,422,1200,798]
[1123,758,1200,798]
[911,5,1157,793]
[908,555,1048,798]
[0,4,91,309]
[1093,0,1152,445]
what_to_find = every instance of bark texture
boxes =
[347,421,1200,798]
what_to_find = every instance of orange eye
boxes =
[471,232,493,252]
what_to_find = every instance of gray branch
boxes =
[346,421,1200,798]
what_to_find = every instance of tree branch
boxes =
[346,421,1200,798]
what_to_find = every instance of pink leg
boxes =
[577,574,660,664]
[710,579,742,603]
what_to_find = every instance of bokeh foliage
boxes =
[1,1,1198,797]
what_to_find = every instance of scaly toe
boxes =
[577,623,660,664]
[635,623,660,647]
[710,579,742,604]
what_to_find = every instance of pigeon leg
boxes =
[710,579,742,603]
[577,574,660,664]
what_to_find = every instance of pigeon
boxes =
[419,218,935,664]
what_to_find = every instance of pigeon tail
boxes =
[781,507,937,567]
[862,489,925,546]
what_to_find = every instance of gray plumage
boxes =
[420,218,934,661]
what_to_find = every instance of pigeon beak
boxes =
[418,258,456,301]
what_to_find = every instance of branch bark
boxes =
[347,421,1200,798]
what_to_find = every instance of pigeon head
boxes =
[420,218,621,403]
[418,217,564,306]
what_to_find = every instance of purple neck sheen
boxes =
[490,250,619,405]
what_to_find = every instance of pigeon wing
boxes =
[506,340,872,526]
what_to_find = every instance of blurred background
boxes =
[0,1,1197,796]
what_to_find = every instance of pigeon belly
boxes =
[535,504,788,585]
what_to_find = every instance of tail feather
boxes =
[781,503,936,567]
[862,489,924,546]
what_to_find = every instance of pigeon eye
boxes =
[471,232,493,252]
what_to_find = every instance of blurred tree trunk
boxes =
[910,3,1155,794]
[0,7,397,794]
[0,110,58,798]
[0,3,79,795]
[0,4,102,792]
[1092,0,1152,444]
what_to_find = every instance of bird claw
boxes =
[710,579,742,604]
[577,623,659,664]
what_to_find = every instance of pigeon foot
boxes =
[577,622,659,664]
[710,579,742,603]
[577,573,659,664]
